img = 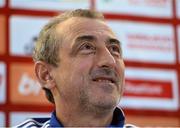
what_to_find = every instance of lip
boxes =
[92,77,115,83]
[91,76,118,88]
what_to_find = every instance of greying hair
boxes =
[33,9,105,103]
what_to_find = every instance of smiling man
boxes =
[16,9,133,127]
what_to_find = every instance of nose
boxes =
[96,47,116,68]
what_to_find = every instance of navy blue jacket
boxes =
[16,107,126,127]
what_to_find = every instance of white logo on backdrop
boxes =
[18,73,41,96]
[120,68,179,110]
[125,82,163,95]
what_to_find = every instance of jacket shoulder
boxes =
[14,118,50,128]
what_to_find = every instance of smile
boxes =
[93,78,114,83]
[92,75,116,83]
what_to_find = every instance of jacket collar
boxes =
[50,107,125,127]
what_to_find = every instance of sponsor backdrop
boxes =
[10,16,49,56]
[10,0,90,11]
[0,0,5,7]
[0,112,5,127]
[0,15,6,55]
[0,0,180,127]
[95,0,173,18]
[178,25,180,62]
[0,62,6,104]
[177,0,180,19]
[108,20,176,63]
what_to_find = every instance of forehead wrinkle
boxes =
[67,17,113,34]
[56,17,117,48]
[75,35,97,43]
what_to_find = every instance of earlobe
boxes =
[45,79,56,89]
[34,61,56,89]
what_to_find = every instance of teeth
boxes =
[96,79,112,83]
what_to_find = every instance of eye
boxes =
[108,45,122,57]
[79,42,96,54]
[111,45,120,52]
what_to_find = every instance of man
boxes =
[16,9,132,127]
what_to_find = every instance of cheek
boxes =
[72,58,93,75]
[70,59,93,88]
[116,60,125,76]
[62,59,93,95]
[116,60,125,90]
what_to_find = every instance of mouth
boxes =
[92,77,116,84]
[91,77,118,93]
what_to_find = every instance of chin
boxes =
[92,95,119,110]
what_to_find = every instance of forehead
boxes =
[56,17,116,41]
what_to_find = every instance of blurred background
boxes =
[0,0,180,127]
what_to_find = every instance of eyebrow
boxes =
[75,35,121,46]
[105,38,121,46]
[75,35,96,43]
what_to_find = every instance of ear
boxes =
[34,61,56,89]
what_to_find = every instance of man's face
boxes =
[52,17,125,111]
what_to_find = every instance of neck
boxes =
[52,86,116,127]
[55,100,114,127]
